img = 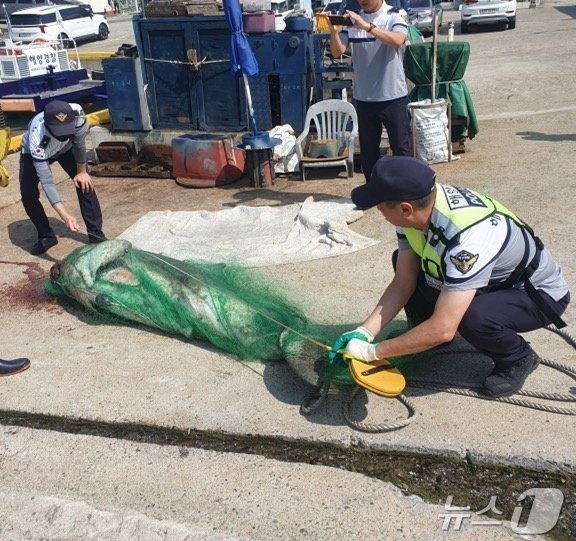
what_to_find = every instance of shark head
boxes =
[49,239,135,311]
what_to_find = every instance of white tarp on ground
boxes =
[119,196,379,267]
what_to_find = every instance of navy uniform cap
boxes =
[351,156,436,209]
[43,100,77,137]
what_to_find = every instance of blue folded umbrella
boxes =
[223,0,260,133]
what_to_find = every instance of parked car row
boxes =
[320,0,442,34]
[319,0,516,34]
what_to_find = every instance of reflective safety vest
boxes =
[403,184,526,283]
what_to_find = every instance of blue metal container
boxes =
[102,57,152,131]
[133,15,311,132]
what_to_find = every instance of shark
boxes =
[47,240,341,385]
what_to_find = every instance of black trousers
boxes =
[392,251,570,367]
[19,150,103,239]
[355,96,412,183]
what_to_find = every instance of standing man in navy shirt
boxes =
[19,100,106,256]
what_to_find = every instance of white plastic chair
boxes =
[294,99,358,181]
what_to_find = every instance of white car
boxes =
[8,4,110,46]
[461,0,517,33]
[271,0,296,31]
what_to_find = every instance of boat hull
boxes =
[0,69,106,113]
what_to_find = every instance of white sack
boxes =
[409,99,451,164]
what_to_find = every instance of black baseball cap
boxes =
[351,156,436,209]
[44,100,76,137]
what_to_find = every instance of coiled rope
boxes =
[309,326,576,433]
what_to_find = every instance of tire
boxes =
[98,23,109,40]
[57,33,72,49]
[508,16,516,29]
[461,21,469,34]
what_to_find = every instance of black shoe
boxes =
[482,350,542,398]
[0,358,31,377]
[88,233,107,244]
[30,236,58,255]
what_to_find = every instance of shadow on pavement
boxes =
[7,218,90,257]
[517,131,576,142]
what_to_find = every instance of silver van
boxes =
[404,0,443,34]
[1,0,52,21]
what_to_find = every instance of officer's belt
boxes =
[486,227,566,329]
[516,229,566,329]
[523,245,567,329]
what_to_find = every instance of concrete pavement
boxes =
[1,2,575,539]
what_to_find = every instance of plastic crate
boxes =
[315,13,330,32]
[243,12,275,33]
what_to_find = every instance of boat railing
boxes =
[0,38,83,81]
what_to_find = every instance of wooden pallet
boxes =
[145,0,220,16]
[90,162,172,178]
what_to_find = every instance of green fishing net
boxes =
[46,240,415,388]
[46,241,311,359]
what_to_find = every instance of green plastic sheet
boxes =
[404,41,479,140]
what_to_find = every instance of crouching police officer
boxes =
[19,100,106,256]
[331,156,570,398]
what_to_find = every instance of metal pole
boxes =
[448,100,452,162]
[243,73,258,135]
[431,12,438,103]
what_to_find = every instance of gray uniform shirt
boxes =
[341,3,408,102]
[397,185,569,301]
[21,103,88,206]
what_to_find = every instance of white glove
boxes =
[353,326,374,342]
[328,325,374,365]
[343,338,380,362]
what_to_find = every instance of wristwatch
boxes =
[367,23,376,33]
